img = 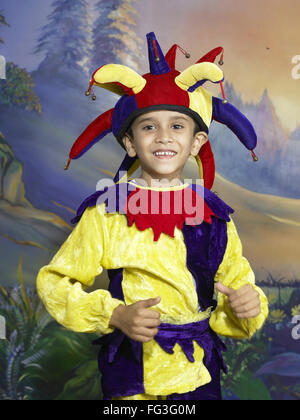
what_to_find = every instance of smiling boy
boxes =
[36,32,268,400]
[122,110,207,187]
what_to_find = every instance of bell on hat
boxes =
[65,32,258,190]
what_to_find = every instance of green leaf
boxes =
[230,370,272,400]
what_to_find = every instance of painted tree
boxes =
[0,13,41,114]
[34,0,93,77]
[92,0,143,72]
[0,11,9,44]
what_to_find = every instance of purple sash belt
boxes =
[93,316,227,373]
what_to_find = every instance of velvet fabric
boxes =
[154,318,227,371]
[93,317,227,400]
[87,182,232,399]
[71,182,234,227]
[147,32,171,75]
[166,348,223,400]
[212,96,257,150]
[125,187,218,242]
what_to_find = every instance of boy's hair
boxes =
[126,118,202,140]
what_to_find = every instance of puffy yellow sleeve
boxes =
[36,204,124,335]
[209,216,269,339]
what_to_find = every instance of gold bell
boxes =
[85,90,90,96]
[92,95,96,101]
[251,150,258,162]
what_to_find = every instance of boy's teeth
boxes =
[154,151,176,156]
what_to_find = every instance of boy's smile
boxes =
[122,110,208,186]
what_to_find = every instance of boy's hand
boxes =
[215,283,261,319]
[109,297,161,343]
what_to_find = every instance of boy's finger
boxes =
[136,326,159,338]
[215,282,235,297]
[233,299,261,314]
[234,305,261,319]
[139,297,161,308]
[143,318,161,327]
[230,291,259,309]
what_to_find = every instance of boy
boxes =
[36,32,268,400]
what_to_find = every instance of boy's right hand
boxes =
[109,297,161,343]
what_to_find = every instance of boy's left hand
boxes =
[215,283,261,319]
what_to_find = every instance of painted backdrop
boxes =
[0,0,300,400]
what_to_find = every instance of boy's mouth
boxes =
[153,150,177,159]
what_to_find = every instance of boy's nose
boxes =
[155,127,173,143]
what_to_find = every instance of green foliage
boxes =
[1,276,299,400]
[0,62,42,115]
[0,285,102,400]
[230,370,272,400]
[56,360,102,400]
[0,286,53,399]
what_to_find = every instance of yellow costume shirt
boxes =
[36,181,268,396]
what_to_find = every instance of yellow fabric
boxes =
[93,63,146,95]
[195,154,204,179]
[210,216,269,339]
[36,188,268,395]
[112,393,167,400]
[188,87,213,128]
[175,62,223,90]
[175,63,221,128]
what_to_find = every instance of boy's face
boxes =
[122,110,208,185]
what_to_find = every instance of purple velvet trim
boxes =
[93,317,227,399]
[70,182,135,224]
[107,268,125,301]
[93,329,145,399]
[154,318,227,373]
[187,76,225,93]
[72,128,112,160]
[112,94,138,138]
[181,184,233,311]
[189,183,234,222]
[182,222,216,311]
[212,96,257,150]
[113,154,139,184]
[147,31,171,75]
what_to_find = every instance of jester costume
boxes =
[36,33,268,400]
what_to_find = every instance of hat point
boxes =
[146,32,170,75]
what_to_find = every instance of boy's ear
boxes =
[190,132,209,157]
[122,133,137,157]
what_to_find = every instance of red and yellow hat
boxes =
[65,32,258,190]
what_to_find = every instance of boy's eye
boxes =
[142,125,155,130]
[172,124,184,129]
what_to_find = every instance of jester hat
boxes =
[65,32,258,190]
